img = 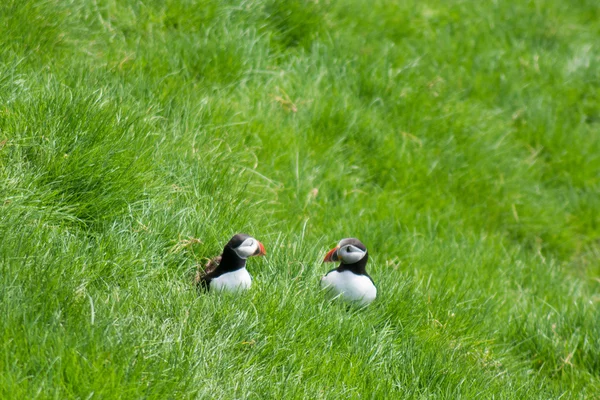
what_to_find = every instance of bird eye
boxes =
[247,239,254,247]
[346,246,352,253]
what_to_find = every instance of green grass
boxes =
[1,0,599,398]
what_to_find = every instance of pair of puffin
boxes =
[195,234,377,306]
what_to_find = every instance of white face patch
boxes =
[337,244,366,264]
[233,237,259,259]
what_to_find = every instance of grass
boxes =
[1,0,599,398]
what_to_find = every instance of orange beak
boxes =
[256,241,266,256]
[323,246,339,262]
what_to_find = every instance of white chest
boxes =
[321,270,377,305]
[210,268,252,292]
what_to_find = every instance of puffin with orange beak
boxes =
[321,238,377,306]
[196,233,266,292]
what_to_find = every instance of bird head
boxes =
[323,238,367,264]
[227,233,266,259]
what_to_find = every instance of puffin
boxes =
[195,233,266,292]
[321,238,377,306]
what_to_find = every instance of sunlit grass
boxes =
[1,0,599,398]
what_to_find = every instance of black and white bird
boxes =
[321,238,377,306]
[196,233,266,292]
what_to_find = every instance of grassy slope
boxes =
[1,0,599,398]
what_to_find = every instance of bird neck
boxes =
[216,246,247,273]
[338,252,369,275]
